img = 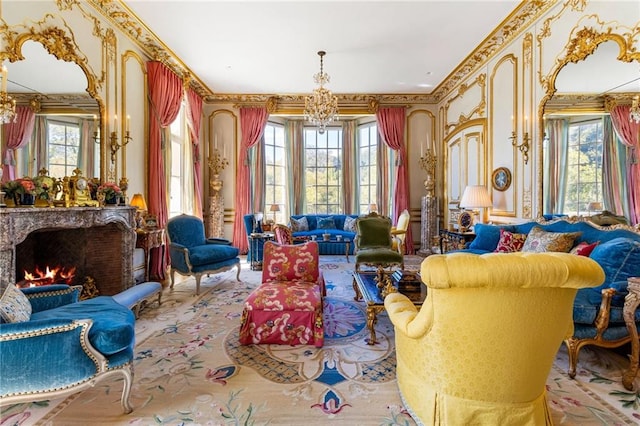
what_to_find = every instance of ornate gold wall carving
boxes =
[536,18,640,215]
[443,74,486,136]
[87,0,551,108]
[0,15,102,97]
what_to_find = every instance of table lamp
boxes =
[269,204,280,224]
[369,203,377,213]
[459,185,492,224]
[587,201,603,216]
[130,193,148,228]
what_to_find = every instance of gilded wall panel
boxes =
[489,54,517,217]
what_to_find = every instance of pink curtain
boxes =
[376,107,413,253]
[186,88,203,219]
[2,106,36,182]
[147,61,183,278]
[609,105,640,225]
[232,107,269,252]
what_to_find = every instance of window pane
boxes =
[562,119,603,216]
[264,123,287,223]
[357,122,378,212]
[304,126,342,214]
[47,120,81,178]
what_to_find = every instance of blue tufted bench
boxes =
[113,281,162,318]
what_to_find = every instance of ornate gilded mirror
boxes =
[3,39,103,181]
[539,36,640,218]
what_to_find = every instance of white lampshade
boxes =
[459,185,493,209]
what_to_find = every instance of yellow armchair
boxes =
[384,252,604,425]
[391,209,410,254]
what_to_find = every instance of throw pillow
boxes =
[343,216,357,233]
[468,223,516,252]
[290,216,309,232]
[0,284,32,323]
[317,216,336,230]
[494,229,527,253]
[521,226,581,253]
[570,241,599,256]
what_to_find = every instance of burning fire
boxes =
[19,265,76,287]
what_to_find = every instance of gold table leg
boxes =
[352,277,362,301]
[623,277,640,390]
[365,305,385,345]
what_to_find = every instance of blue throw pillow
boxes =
[290,216,309,232]
[589,237,640,284]
[468,223,515,252]
[317,217,337,230]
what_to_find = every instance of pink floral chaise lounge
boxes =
[239,241,325,347]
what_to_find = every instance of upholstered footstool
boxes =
[113,281,162,318]
[239,281,324,347]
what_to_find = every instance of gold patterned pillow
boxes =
[521,226,581,253]
[0,284,32,323]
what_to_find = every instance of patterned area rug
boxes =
[2,255,639,425]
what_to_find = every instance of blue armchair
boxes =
[0,285,135,413]
[166,214,241,295]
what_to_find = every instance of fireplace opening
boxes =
[16,265,76,288]
[15,223,131,296]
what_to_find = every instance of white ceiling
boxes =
[7,1,637,100]
[123,0,520,95]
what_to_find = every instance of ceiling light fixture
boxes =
[630,95,640,124]
[0,65,16,124]
[304,51,339,134]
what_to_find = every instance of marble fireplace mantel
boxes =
[0,206,136,294]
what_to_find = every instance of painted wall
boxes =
[439,1,640,226]
[3,1,638,245]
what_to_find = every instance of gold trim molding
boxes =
[443,74,486,136]
[0,15,103,98]
[89,1,551,106]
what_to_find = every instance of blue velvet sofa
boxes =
[244,214,358,261]
[0,284,135,413]
[456,217,640,378]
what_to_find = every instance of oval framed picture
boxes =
[457,211,473,232]
[492,167,512,192]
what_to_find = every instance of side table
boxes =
[248,232,274,271]
[622,277,640,390]
[136,228,165,281]
[439,229,476,253]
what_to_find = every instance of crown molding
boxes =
[92,0,553,106]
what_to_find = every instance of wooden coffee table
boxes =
[352,271,427,345]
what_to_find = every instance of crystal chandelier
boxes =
[304,51,339,134]
[630,95,640,124]
[0,65,16,124]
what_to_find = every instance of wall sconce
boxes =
[509,130,530,165]
[109,115,132,163]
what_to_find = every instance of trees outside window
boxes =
[358,122,378,212]
[47,120,80,177]
[304,126,342,214]
[264,123,286,223]
[563,119,603,216]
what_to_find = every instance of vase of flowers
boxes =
[97,182,123,205]
[1,178,36,206]
[17,178,36,205]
